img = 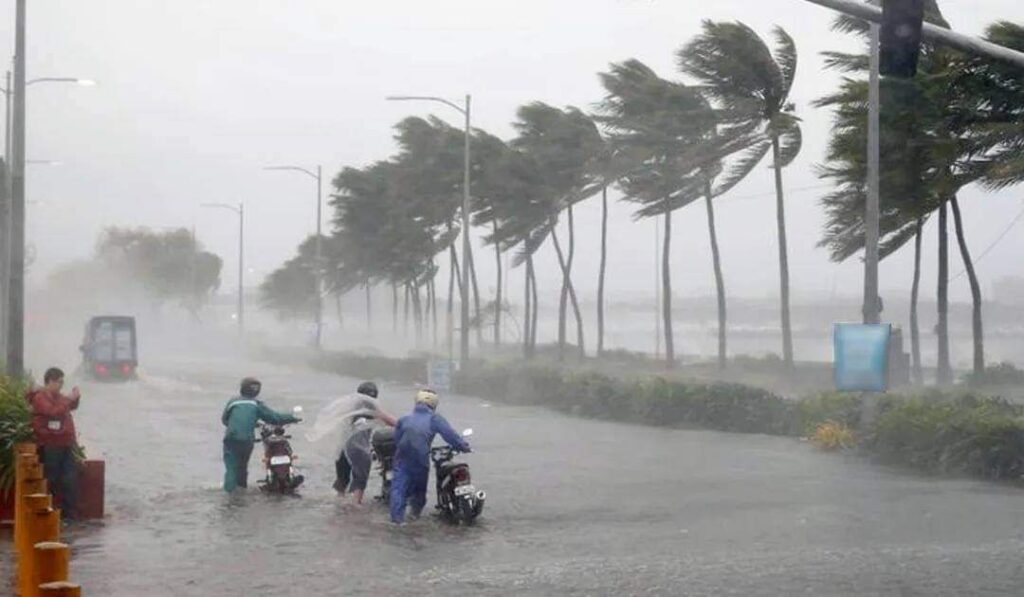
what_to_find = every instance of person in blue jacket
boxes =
[221,377,300,492]
[390,388,470,524]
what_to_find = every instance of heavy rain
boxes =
[2,1,1024,595]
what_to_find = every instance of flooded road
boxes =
[6,353,1024,595]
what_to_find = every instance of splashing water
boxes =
[305,393,378,448]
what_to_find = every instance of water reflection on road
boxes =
[5,355,1024,595]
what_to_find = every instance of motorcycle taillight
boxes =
[453,467,471,484]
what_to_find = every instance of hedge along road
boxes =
[6,353,1024,596]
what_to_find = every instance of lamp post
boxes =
[385,94,472,370]
[201,202,245,335]
[1,45,95,374]
[263,165,323,349]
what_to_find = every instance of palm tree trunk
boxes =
[662,205,675,369]
[597,186,608,358]
[529,253,539,355]
[910,218,923,385]
[771,136,794,367]
[937,203,952,384]
[556,218,569,360]
[392,283,398,334]
[704,184,727,369]
[412,283,423,345]
[551,224,585,359]
[447,227,459,360]
[466,240,483,346]
[365,280,372,330]
[523,259,532,359]
[493,221,502,348]
[335,292,344,329]
[403,283,410,337]
[950,196,984,377]
[430,269,439,349]
[567,204,583,359]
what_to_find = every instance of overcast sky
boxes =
[2,0,1022,308]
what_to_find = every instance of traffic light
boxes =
[880,0,926,78]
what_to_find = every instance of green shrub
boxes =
[296,348,1024,484]
[0,376,33,496]
[865,393,1024,479]
[962,362,1024,387]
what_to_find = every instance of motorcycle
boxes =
[370,426,396,503]
[257,406,305,495]
[432,429,485,526]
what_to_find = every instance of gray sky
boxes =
[3,0,1022,307]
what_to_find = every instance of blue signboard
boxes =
[834,323,891,392]
[428,360,454,394]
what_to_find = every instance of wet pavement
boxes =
[5,353,1024,595]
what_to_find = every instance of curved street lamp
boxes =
[263,164,324,349]
[201,202,245,335]
[2,65,95,374]
[385,94,472,369]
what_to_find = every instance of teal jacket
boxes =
[221,396,298,442]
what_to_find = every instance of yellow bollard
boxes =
[14,449,40,555]
[32,542,71,590]
[17,478,48,559]
[38,581,81,597]
[19,494,60,597]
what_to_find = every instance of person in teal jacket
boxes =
[221,377,300,492]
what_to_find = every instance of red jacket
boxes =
[29,389,79,447]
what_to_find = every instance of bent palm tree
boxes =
[679,21,803,367]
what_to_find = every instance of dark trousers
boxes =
[223,439,254,492]
[334,451,351,493]
[41,446,78,519]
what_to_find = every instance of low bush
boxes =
[866,393,1024,479]
[294,349,1024,483]
[962,362,1024,387]
[0,376,33,496]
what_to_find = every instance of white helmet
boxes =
[415,388,439,410]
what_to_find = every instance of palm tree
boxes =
[679,21,803,367]
[598,58,763,368]
[597,59,723,368]
[816,3,1005,381]
[511,103,603,360]
[477,143,554,359]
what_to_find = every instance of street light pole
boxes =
[263,165,323,349]
[201,202,245,336]
[385,94,473,371]
[8,0,27,376]
[1,55,94,373]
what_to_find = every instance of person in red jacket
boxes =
[29,367,81,519]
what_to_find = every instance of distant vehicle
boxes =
[80,316,138,381]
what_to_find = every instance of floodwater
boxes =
[6,353,1024,595]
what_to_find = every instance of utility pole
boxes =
[864,24,882,324]
[798,0,1024,328]
[1,70,11,360]
[7,0,27,376]
[315,165,323,349]
[799,0,1024,68]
